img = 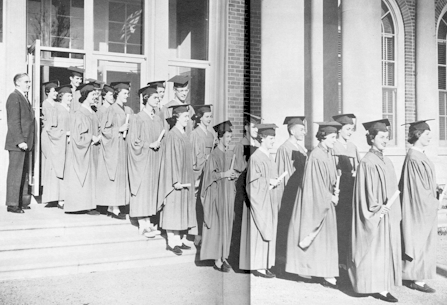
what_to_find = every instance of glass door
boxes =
[27,39,85,196]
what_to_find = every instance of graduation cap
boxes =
[67,66,84,77]
[43,80,60,91]
[257,123,278,136]
[243,112,262,124]
[192,104,213,114]
[168,75,190,88]
[213,120,233,133]
[138,85,157,97]
[362,119,390,133]
[147,80,166,88]
[283,116,306,126]
[55,84,72,95]
[403,119,434,133]
[315,121,342,135]
[85,78,104,89]
[332,113,356,125]
[102,84,115,94]
[76,83,96,94]
[110,81,131,90]
[169,104,190,115]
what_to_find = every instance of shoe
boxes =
[408,282,436,293]
[45,202,58,208]
[142,230,156,238]
[321,279,338,289]
[86,210,100,216]
[22,206,31,210]
[252,270,275,279]
[7,206,24,214]
[265,269,276,278]
[213,264,230,273]
[375,293,398,303]
[166,245,182,256]
[178,243,191,250]
[222,261,232,272]
[107,211,126,220]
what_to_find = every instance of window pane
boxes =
[169,0,209,61]
[97,60,141,113]
[439,42,446,65]
[440,92,447,115]
[27,0,84,53]
[167,66,206,106]
[381,14,394,34]
[381,1,389,17]
[441,118,446,141]
[439,20,447,40]
[94,0,144,54]
[439,66,446,90]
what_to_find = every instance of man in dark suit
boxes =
[5,73,35,213]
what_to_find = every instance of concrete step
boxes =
[0,203,197,281]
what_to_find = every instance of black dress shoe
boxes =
[22,206,31,210]
[109,212,126,220]
[408,282,436,293]
[252,270,275,279]
[45,202,58,208]
[7,206,24,214]
[86,210,100,216]
[374,293,398,303]
[178,243,191,250]
[321,279,338,289]
[166,245,183,256]
[213,264,230,273]
[222,261,232,272]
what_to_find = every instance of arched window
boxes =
[382,1,396,144]
[438,11,447,143]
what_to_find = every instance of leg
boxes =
[20,152,31,208]
[6,151,26,207]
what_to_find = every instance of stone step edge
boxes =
[0,221,132,232]
[0,235,164,252]
[0,252,196,282]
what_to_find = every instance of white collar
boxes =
[411,146,425,153]
[143,107,155,118]
[16,88,27,99]
[61,103,70,112]
[258,146,270,157]
[198,123,208,134]
[82,103,93,114]
[175,124,185,134]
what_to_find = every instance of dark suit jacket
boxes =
[5,89,36,151]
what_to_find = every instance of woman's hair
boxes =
[192,110,209,128]
[316,130,328,142]
[167,113,180,129]
[113,88,127,100]
[407,129,424,144]
[366,128,380,146]
[56,92,66,102]
[79,89,93,104]
[45,87,54,95]
[142,92,157,106]
[217,129,232,139]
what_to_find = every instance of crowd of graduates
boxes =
[36,67,442,303]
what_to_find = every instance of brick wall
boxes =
[227,0,262,141]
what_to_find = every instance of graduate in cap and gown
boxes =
[230,112,261,267]
[286,121,341,288]
[84,78,104,112]
[128,85,164,238]
[399,119,438,293]
[63,83,101,214]
[41,80,64,207]
[190,104,216,246]
[331,113,361,270]
[147,80,166,115]
[157,104,196,256]
[274,116,308,273]
[348,119,402,303]
[240,123,280,278]
[161,75,195,135]
[96,81,133,219]
[96,84,115,122]
[200,120,238,272]
[67,66,84,114]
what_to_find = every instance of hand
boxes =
[332,195,339,206]
[223,169,236,179]
[92,135,101,144]
[269,179,279,188]
[351,170,356,177]
[18,142,28,150]
[149,141,161,150]
[333,188,340,196]
[119,123,129,133]
[174,183,183,190]
[66,131,70,137]
[380,205,391,215]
